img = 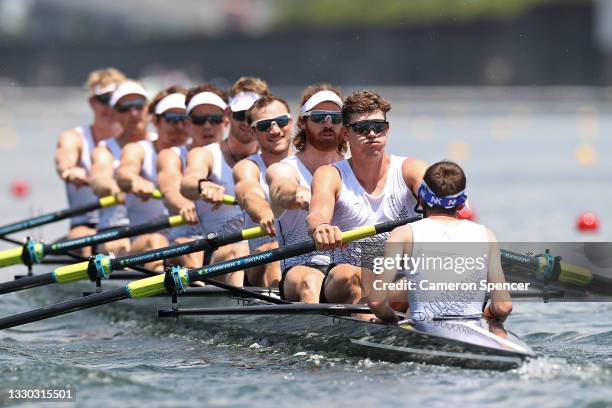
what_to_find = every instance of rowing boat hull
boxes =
[10,270,535,370]
[157,300,534,370]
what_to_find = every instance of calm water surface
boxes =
[0,86,611,407]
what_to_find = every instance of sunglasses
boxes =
[115,99,146,113]
[304,110,342,124]
[189,114,225,126]
[93,92,112,105]
[231,110,248,122]
[159,112,187,123]
[251,114,291,132]
[346,120,389,135]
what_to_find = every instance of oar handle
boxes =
[223,195,237,205]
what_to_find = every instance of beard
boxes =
[304,125,341,151]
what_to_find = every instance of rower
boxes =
[369,161,513,337]
[156,83,236,268]
[266,85,346,302]
[180,84,258,286]
[306,90,427,305]
[54,67,126,255]
[115,86,187,271]
[233,95,292,288]
[89,80,150,257]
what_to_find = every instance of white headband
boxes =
[229,91,262,112]
[300,90,343,113]
[109,81,148,107]
[154,93,186,115]
[186,92,227,114]
[92,83,117,96]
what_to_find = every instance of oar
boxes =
[0,216,420,329]
[0,215,185,268]
[0,224,267,295]
[0,194,237,268]
[501,249,612,295]
[0,190,163,237]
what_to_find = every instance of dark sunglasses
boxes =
[346,120,389,135]
[231,110,248,122]
[189,114,225,126]
[115,99,146,113]
[159,112,187,123]
[304,110,342,124]
[93,92,112,105]
[251,114,291,132]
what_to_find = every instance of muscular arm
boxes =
[116,143,146,193]
[234,159,275,235]
[485,229,513,321]
[306,165,341,234]
[402,158,428,197]
[180,147,214,200]
[55,129,88,186]
[157,149,198,223]
[266,162,308,212]
[89,145,121,197]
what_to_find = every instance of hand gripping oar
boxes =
[501,249,612,296]
[0,222,267,295]
[0,216,420,329]
[0,190,163,237]
[0,195,236,268]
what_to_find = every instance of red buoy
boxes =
[576,212,599,232]
[10,179,30,198]
[457,205,476,221]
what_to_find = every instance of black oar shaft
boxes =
[0,201,103,236]
[0,274,54,295]
[110,229,247,270]
[45,217,173,255]
[0,287,129,330]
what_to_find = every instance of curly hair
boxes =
[341,90,391,125]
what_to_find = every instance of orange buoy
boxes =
[576,212,599,232]
[10,179,30,198]
[457,205,476,221]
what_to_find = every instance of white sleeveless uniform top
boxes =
[64,126,99,226]
[196,143,245,236]
[407,218,489,322]
[244,153,276,252]
[276,155,330,272]
[124,139,168,226]
[330,155,418,269]
[165,145,202,240]
[96,137,129,229]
